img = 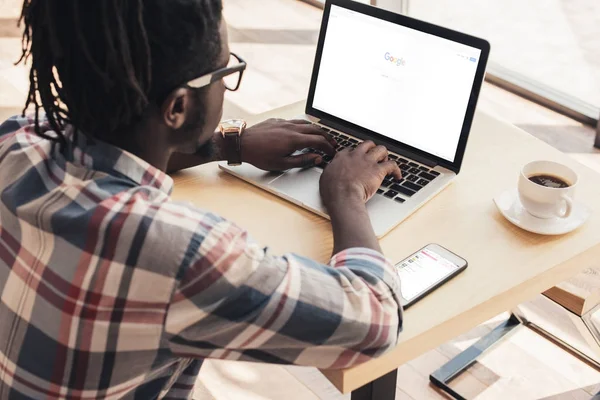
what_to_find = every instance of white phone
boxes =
[396,243,467,308]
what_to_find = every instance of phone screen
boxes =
[396,247,461,303]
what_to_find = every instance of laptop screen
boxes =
[312,5,482,163]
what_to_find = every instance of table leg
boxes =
[351,369,398,400]
[429,314,522,399]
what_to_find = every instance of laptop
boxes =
[220,0,490,238]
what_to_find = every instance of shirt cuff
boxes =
[329,247,401,298]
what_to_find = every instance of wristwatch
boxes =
[219,119,247,166]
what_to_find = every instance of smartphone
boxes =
[396,244,467,308]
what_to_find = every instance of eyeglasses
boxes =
[186,52,247,92]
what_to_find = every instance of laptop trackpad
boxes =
[270,168,327,212]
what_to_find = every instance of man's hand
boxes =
[166,119,334,174]
[320,141,402,254]
[242,119,336,171]
[320,140,402,206]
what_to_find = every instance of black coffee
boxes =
[528,174,570,188]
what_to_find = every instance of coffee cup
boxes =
[518,160,577,219]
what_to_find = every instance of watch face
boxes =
[221,119,245,130]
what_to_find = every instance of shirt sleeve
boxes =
[164,217,403,370]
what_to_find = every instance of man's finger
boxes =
[293,123,328,134]
[335,147,351,156]
[380,160,403,180]
[281,121,336,147]
[288,119,312,125]
[295,134,335,155]
[355,140,376,153]
[294,125,336,146]
[283,152,322,169]
[367,145,388,162]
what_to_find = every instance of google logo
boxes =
[385,52,406,66]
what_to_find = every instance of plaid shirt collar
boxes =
[64,126,174,194]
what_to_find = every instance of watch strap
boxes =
[222,132,242,166]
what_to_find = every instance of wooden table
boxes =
[171,101,600,399]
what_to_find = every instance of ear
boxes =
[161,88,192,130]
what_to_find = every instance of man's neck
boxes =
[106,122,173,173]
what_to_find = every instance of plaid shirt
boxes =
[0,115,402,399]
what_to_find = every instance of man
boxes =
[0,1,403,398]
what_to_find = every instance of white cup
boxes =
[518,160,578,219]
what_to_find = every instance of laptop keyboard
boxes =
[306,124,440,203]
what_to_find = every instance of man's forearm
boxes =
[329,200,381,255]
[167,131,224,174]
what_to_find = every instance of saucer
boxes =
[493,189,592,235]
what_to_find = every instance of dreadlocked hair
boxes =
[18,0,223,146]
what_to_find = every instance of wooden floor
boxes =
[1,0,600,399]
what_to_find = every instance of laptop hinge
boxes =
[319,118,437,168]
